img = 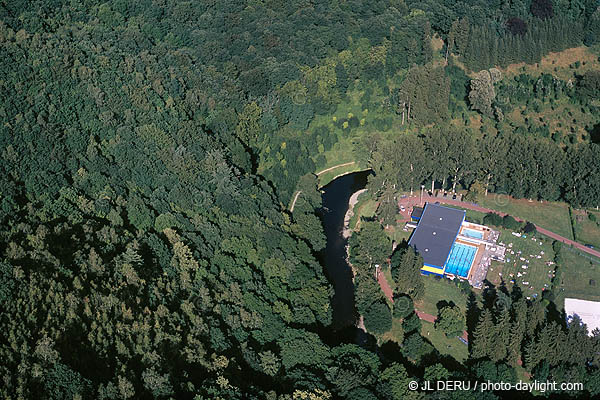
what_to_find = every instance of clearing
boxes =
[500,46,600,80]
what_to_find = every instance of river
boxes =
[318,170,371,329]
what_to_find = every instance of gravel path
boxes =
[316,161,356,176]
[289,191,302,212]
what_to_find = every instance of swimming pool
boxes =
[444,243,477,278]
[462,228,483,239]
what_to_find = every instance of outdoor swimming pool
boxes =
[444,243,477,278]
[462,228,484,239]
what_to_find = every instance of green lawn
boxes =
[486,230,555,299]
[415,276,469,317]
[477,195,573,240]
[555,249,600,308]
[573,209,600,249]
[421,321,468,362]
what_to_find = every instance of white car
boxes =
[400,205,405,211]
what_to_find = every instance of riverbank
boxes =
[342,189,367,239]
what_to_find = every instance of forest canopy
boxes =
[2,0,600,398]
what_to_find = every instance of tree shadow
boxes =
[466,292,480,355]
[587,123,600,144]
[436,300,456,312]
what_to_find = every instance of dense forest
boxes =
[2,0,600,398]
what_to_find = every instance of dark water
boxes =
[318,170,371,329]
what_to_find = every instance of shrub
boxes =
[552,240,562,254]
[401,312,422,334]
[483,212,503,227]
[502,215,521,230]
[523,221,536,233]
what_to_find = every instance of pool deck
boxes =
[420,219,505,288]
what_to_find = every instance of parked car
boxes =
[400,205,405,212]
[585,244,595,249]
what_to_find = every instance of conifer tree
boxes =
[471,309,495,359]
[491,308,511,362]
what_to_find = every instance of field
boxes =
[573,209,600,249]
[415,276,469,317]
[486,230,555,299]
[555,249,600,308]
[421,321,468,362]
[477,195,574,240]
[385,224,412,244]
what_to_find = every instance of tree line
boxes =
[362,126,600,209]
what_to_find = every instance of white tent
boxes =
[564,298,600,335]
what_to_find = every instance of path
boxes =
[316,161,356,176]
[377,268,394,302]
[398,195,600,259]
[289,191,302,212]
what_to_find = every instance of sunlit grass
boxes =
[416,276,468,317]
[555,249,600,308]
[477,195,573,240]
[421,321,468,362]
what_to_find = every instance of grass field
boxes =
[477,195,574,240]
[555,249,600,308]
[486,230,555,299]
[573,209,600,249]
[316,137,362,186]
[415,276,469,317]
[421,321,468,362]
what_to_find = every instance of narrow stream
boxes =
[318,170,371,329]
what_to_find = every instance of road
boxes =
[398,195,600,259]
